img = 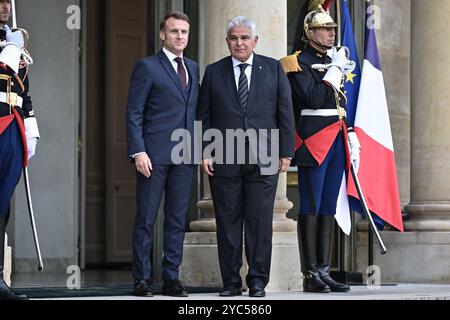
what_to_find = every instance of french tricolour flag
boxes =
[347,6,404,232]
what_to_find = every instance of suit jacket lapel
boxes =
[246,54,262,114]
[221,57,242,113]
[158,50,188,102]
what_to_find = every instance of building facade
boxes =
[6,0,450,286]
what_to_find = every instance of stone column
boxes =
[203,0,288,64]
[357,0,450,283]
[404,0,450,281]
[181,175,226,288]
[407,0,450,231]
[190,174,216,233]
[180,0,301,291]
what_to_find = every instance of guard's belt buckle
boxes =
[8,93,18,107]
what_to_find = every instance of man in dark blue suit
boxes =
[198,16,295,298]
[126,12,199,297]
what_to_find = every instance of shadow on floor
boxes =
[14,284,221,299]
[11,269,220,299]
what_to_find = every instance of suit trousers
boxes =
[210,165,279,288]
[132,164,196,281]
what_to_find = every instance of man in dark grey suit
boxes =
[126,12,199,297]
[197,16,295,298]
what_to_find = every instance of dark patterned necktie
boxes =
[238,63,249,112]
[175,57,187,90]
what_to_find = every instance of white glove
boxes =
[27,137,38,160]
[0,25,24,73]
[312,47,356,74]
[319,47,356,91]
[4,25,24,49]
[348,132,361,173]
[24,117,40,139]
[24,117,40,160]
[330,47,349,71]
[322,48,346,90]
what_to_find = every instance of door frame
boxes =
[80,0,201,273]
[80,0,88,269]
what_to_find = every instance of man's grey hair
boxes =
[226,16,257,38]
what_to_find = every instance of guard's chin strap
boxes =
[310,37,333,51]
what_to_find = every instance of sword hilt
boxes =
[11,27,29,47]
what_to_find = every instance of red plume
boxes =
[323,0,334,12]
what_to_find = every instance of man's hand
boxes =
[348,132,361,174]
[330,47,349,72]
[4,25,24,49]
[351,149,360,174]
[135,153,153,178]
[24,118,40,160]
[27,137,37,160]
[201,159,214,176]
[320,47,356,91]
[279,158,291,173]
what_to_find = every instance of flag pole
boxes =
[369,221,374,266]
[365,0,375,269]
[336,0,342,46]
[335,0,347,273]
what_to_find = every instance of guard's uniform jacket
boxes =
[0,33,34,161]
[282,45,351,168]
[0,33,35,217]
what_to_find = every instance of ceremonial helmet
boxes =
[303,6,337,42]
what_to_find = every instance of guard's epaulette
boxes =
[279,51,302,74]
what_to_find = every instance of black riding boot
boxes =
[316,215,350,292]
[0,215,28,300]
[297,215,330,293]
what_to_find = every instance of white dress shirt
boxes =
[163,47,189,86]
[232,54,254,91]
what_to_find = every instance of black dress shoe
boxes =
[219,285,242,297]
[133,279,153,297]
[162,280,188,297]
[248,281,266,298]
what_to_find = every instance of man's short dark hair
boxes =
[160,12,190,31]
